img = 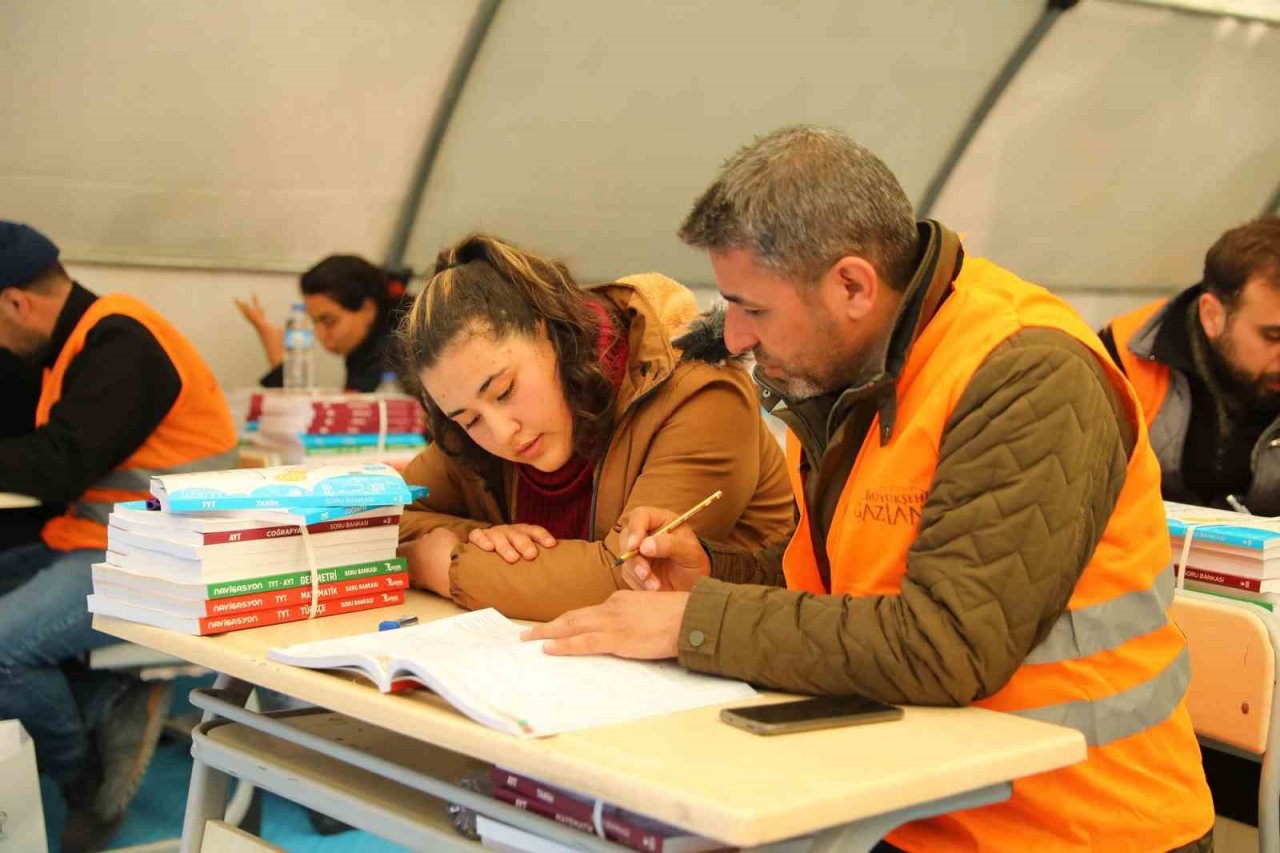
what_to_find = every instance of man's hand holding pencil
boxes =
[615,493,719,592]
[521,493,720,659]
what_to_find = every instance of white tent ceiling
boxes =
[2,0,1277,294]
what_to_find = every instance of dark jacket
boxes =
[261,294,411,392]
[0,283,180,504]
[1100,283,1280,514]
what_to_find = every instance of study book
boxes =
[110,502,400,545]
[91,557,407,601]
[91,571,408,618]
[267,608,755,737]
[105,534,399,580]
[107,518,398,564]
[489,768,727,852]
[87,589,405,635]
[150,462,417,512]
[1165,501,1280,554]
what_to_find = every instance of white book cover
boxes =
[105,540,396,583]
[107,519,398,561]
[91,558,407,602]
[267,609,756,737]
[151,462,415,512]
[110,501,399,537]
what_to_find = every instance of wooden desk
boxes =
[95,592,1086,851]
[0,492,39,509]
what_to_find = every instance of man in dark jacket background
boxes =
[1100,216,1280,515]
[0,221,238,851]
[1100,216,1280,828]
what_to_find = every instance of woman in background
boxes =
[235,255,411,391]
[396,234,794,621]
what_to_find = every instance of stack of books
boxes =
[1167,500,1280,609]
[243,390,427,467]
[479,767,726,852]
[87,463,422,634]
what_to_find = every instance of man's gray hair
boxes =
[678,125,918,290]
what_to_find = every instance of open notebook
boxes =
[267,609,756,737]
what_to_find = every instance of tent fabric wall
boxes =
[0,0,473,270]
[933,0,1280,291]
[0,0,1278,390]
[403,0,1043,286]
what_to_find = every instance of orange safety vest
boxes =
[1106,299,1171,428]
[37,294,239,551]
[781,260,1212,851]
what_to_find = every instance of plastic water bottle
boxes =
[375,371,401,395]
[283,303,315,391]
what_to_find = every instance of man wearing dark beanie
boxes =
[0,221,238,851]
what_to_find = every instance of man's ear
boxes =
[0,287,28,320]
[1199,291,1228,341]
[820,255,880,322]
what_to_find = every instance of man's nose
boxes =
[723,308,757,356]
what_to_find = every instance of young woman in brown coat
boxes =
[396,234,793,620]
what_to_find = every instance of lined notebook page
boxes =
[271,608,756,736]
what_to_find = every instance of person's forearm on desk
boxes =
[399,528,462,598]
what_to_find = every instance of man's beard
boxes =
[1213,332,1280,412]
[752,343,870,401]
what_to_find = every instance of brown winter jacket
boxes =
[399,274,795,621]
[679,222,1144,708]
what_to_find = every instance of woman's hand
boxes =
[234,294,285,368]
[398,528,463,598]
[468,524,557,563]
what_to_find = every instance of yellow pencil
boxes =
[611,490,723,568]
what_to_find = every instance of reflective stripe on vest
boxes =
[1010,646,1190,748]
[1024,564,1175,665]
[89,448,241,494]
[68,448,242,525]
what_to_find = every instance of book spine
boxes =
[492,784,598,834]
[1169,527,1267,551]
[198,589,404,634]
[1182,581,1276,611]
[199,512,399,545]
[167,494,407,511]
[490,786,669,853]
[489,770,669,852]
[202,573,408,615]
[1181,566,1262,592]
[204,557,406,599]
[299,433,424,449]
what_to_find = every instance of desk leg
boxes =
[179,674,253,853]
[746,782,1012,853]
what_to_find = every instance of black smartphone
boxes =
[719,695,903,736]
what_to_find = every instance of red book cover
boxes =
[1181,566,1262,592]
[198,511,399,546]
[197,589,403,635]
[200,572,408,616]
[490,768,704,852]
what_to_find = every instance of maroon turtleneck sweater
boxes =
[513,300,628,540]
